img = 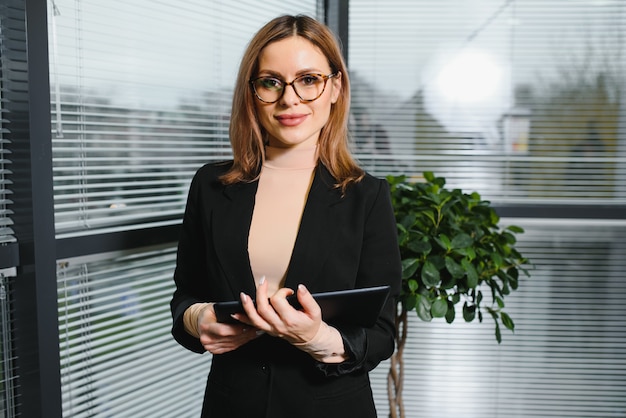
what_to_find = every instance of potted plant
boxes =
[386,172,530,418]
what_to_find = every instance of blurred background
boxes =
[0,0,624,417]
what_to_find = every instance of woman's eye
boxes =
[299,75,321,86]
[259,78,282,89]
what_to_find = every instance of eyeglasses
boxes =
[250,72,338,104]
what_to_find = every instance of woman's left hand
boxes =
[234,278,322,345]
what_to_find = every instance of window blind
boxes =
[0,270,18,418]
[1,3,21,416]
[48,0,320,238]
[369,220,626,418]
[0,5,16,247]
[52,1,320,417]
[349,1,626,416]
[0,74,14,247]
[57,246,208,418]
[348,0,626,204]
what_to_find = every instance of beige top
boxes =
[248,144,317,294]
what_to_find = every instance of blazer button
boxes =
[261,364,268,373]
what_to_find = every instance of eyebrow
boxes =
[256,68,328,78]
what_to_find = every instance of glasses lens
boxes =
[293,74,326,101]
[252,74,330,103]
[253,77,283,103]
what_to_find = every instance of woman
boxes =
[170,14,401,418]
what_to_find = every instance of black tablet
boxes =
[213,285,391,327]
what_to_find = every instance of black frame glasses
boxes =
[250,72,338,104]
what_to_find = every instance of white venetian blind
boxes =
[0,10,15,247]
[48,0,320,238]
[57,246,208,417]
[369,220,626,418]
[0,94,13,248]
[348,0,626,204]
[51,2,321,417]
[0,271,18,418]
[0,4,19,416]
[349,1,626,416]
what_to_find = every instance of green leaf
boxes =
[502,231,517,245]
[407,279,419,292]
[403,294,417,311]
[423,171,435,182]
[491,251,504,268]
[440,274,457,290]
[399,213,416,229]
[432,176,446,188]
[445,256,465,279]
[456,246,476,260]
[508,267,520,290]
[401,258,420,280]
[396,229,408,245]
[422,210,437,227]
[431,298,448,318]
[499,272,511,295]
[495,322,502,343]
[407,239,431,254]
[445,300,456,323]
[462,303,476,322]
[501,312,515,331]
[416,295,432,321]
[428,254,446,270]
[490,209,500,225]
[461,258,479,288]
[451,233,473,249]
[421,261,440,287]
[506,225,525,233]
[434,234,451,250]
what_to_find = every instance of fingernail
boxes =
[259,276,266,285]
[256,330,266,337]
[298,284,308,293]
[240,292,248,303]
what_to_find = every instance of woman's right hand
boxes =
[198,304,261,354]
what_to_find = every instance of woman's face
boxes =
[253,36,341,148]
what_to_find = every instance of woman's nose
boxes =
[279,84,300,105]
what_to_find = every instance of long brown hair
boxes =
[221,14,364,191]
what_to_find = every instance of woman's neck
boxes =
[264,144,318,170]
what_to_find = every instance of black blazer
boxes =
[171,161,402,418]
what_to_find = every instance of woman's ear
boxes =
[330,71,342,104]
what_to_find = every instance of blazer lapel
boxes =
[284,165,344,292]
[212,180,259,299]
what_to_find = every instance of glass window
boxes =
[349,0,626,204]
[51,2,320,416]
[349,2,626,416]
[57,246,210,417]
[49,0,320,237]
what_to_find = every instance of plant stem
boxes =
[388,308,408,418]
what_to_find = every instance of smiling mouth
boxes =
[275,114,308,126]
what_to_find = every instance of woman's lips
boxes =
[275,113,308,126]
